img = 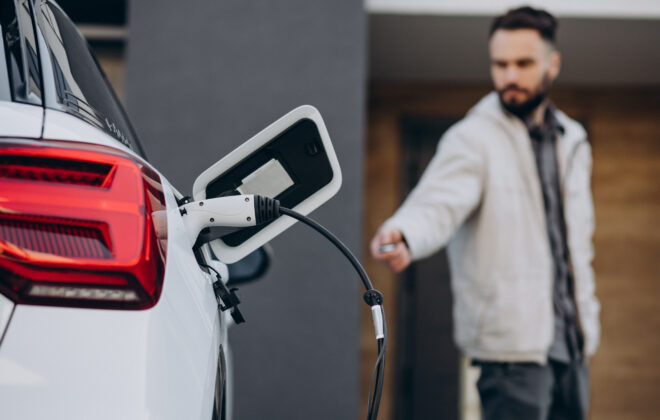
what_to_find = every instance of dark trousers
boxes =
[476,360,589,420]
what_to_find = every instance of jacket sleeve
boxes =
[383,125,484,260]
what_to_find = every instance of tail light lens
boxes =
[0,141,167,309]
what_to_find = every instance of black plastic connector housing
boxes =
[254,195,280,225]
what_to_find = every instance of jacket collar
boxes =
[466,92,589,206]
[523,103,565,140]
[467,92,585,145]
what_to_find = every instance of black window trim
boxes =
[1,0,43,105]
[0,1,12,101]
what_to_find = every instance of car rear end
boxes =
[0,1,226,418]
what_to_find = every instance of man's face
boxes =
[489,28,560,114]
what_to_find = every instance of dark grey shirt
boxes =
[525,105,583,363]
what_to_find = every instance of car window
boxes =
[0,0,42,104]
[35,0,144,155]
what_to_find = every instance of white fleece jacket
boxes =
[384,92,600,363]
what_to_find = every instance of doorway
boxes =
[394,115,459,419]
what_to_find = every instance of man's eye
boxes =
[517,60,534,68]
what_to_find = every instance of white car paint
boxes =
[42,109,140,157]
[0,294,14,343]
[0,102,43,138]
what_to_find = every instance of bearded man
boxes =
[370,6,600,419]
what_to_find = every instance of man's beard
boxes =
[497,75,552,119]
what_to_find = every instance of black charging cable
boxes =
[251,196,387,420]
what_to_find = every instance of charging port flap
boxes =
[190,105,342,263]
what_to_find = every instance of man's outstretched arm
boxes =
[370,125,485,272]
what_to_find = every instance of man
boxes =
[370,6,600,419]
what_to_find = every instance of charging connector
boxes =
[182,194,387,420]
[179,194,282,245]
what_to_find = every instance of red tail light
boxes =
[0,141,167,309]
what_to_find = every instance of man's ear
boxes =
[548,50,561,81]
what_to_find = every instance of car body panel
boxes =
[0,293,14,344]
[42,108,142,158]
[0,101,43,138]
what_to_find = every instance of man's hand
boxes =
[370,227,411,273]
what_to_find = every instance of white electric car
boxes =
[0,1,341,419]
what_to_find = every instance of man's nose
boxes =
[504,65,519,84]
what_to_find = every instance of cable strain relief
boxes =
[254,195,281,224]
[363,289,384,306]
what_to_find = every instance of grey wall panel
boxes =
[125,1,365,419]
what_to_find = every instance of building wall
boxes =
[124,1,366,419]
[369,14,660,86]
[366,0,660,19]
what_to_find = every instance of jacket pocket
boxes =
[453,278,492,350]
[473,272,553,354]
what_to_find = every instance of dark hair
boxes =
[490,6,558,44]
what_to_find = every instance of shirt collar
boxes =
[525,102,565,140]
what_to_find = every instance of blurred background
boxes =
[60,0,659,419]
